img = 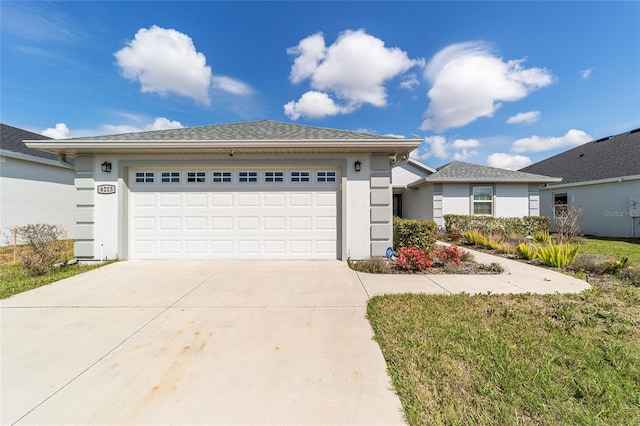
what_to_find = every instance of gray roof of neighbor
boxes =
[62,120,400,141]
[520,128,640,184]
[0,123,55,161]
[409,161,560,187]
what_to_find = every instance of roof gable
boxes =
[408,161,560,187]
[520,128,640,184]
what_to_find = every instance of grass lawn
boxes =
[368,236,640,425]
[581,236,640,264]
[0,241,111,299]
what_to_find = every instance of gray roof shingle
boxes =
[65,120,401,141]
[0,123,55,161]
[520,128,640,184]
[411,161,559,185]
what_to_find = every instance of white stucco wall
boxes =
[494,184,530,217]
[78,152,385,261]
[0,155,75,245]
[391,162,430,187]
[540,177,640,238]
[442,183,470,215]
[402,185,433,221]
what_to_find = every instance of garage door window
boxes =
[161,172,180,183]
[213,171,232,183]
[187,172,206,183]
[135,172,154,183]
[317,171,336,182]
[239,171,258,183]
[291,171,310,183]
[265,171,284,183]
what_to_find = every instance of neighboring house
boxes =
[392,160,561,228]
[0,124,75,245]
[26,120,420,261]
[520,128,640,238]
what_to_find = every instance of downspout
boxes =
[58,153,74,167]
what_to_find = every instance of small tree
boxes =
[554,203,583,242]
[13,224,67,276]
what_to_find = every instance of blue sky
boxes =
[2,1,639,169]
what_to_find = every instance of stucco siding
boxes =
[541,178,640,238]
[402,185,434,222]
[391,163,427,187]
[0,156,74,245]
[442,183,470,216]
[494,184,530,217]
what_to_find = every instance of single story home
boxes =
[392,160,561,228]
[520,128,640,238]
[0,123,75,245]
[26,120,420,261]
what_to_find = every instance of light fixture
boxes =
[354,160,362,172]
[101,161,112,173]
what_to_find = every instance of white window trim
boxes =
[471,185,494,216]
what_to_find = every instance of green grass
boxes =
[581,237,640,264]
[367,283,640,425]
[0,262,112,299]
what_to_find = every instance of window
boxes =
[472,186,493,215]
[291,171,310,183]
[213,171,232,183]
[135,172,154,183]
[265,171,284,183]
[317,171,336,182]
[239,171,258,183]
[187,171,206,183]
[554,193,568,217]
[161,172,180,183]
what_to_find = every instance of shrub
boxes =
[447,231,462,243]
[14,224,68,276]
[616,266,640,287]
[535,241,580,268]
[434,245,464,265]
[395,247,433,271]
[516,243,538,261]
[393,217,437,252]
[554,203,583,242]
[463,229,489,246]
[444,214,549,235]
[532,230,550,243]
[348,257,392,274]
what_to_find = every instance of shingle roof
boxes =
[408,161,560,186]
[65,120,400,141]
[520,128,640,184]
[0,123,55,161]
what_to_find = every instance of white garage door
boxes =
[129,168,338,259]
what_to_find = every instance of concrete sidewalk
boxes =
[357,246,591,297]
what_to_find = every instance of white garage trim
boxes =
[126,166,340,259]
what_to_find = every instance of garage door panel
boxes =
[130,168,338,259]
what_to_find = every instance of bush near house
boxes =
[444,214,549,236]
[393,217,438,253]
[13,224,69,276]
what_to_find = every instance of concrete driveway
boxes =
[1,260,405,425]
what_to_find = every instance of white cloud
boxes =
[581,68,593,80]
[453,148,479,161]
[421,41,554,132]
[487,153,532,170]
[42,123,70,139]
[284,91,348,120]
[114,26,213,104]
[285,29,423,119]
[511,129,592,153]
[103,117,184,134]
[506,110,541,124]
[400,73,419,90]
[452,138,480,149]
[211,75,253,95]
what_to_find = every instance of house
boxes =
[392,160,561,228]
[25,120,420,261]
[0,124,75,245]
[520,128,640,238]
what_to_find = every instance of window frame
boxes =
[161,171,180,183]
[291,171,310,183]
[316,171,337,183]
[265,171,284,183]
[554,193,568,218]
[212,171,232,183]
[186,171,206,183]
[135,171,155,183]
[239,171,258,183]
[471,185,494,216]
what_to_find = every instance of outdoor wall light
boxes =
[101,161,112,173]
[354,160,362,172]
